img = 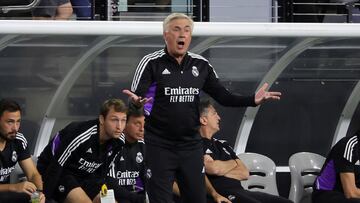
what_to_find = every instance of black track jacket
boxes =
[131,48,256,149]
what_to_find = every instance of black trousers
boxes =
[215,188,293,203]
[312,189,360,203]
[52,174,103,203]
[146,144,206,203]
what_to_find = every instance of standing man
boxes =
[108,107,230,203]
[37,98,127,203]
[312,132,360,203]
[0,99,45,203]
[199,99,293,203]
[107,107,147,203]
[123,13,281,203]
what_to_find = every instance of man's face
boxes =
[203,105,221,133]
[0,111,21,141]
[163,18,192,58]
[124,115,145,143]
[102,108,127,140]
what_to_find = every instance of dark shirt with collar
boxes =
[107,133,146,193]
[202,137,244,190]
[0,133,30,183]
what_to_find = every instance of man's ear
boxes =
[99,115,104,125]
[200,116,207,125]
[163,32,168,45]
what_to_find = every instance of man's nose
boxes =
[179,29,186,36]
[116,121,122,129]
[13,123,20,131]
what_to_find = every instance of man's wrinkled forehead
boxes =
[164,16,193,32]
[171,21,192,30]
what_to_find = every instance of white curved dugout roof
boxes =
[1,21,360,167]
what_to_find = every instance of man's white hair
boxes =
[163,13,194,32]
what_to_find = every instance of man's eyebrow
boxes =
[174,25,191,28]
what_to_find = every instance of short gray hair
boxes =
[163,13,194,32]
[199,99,213,117]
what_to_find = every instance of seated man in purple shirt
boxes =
[313,132,360,203]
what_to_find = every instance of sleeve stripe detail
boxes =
[119,133,126,143]
[188,52,212,65]
[16,132,28,150]
[131,49,165,92]
[188,52,218,78]
[58,125,97,166]
[344,136,358,162]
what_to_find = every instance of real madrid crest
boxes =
[11,151,17,162]
[136,152,143,163]
[227,195,236,201]
[58,185,65,193]
[192,66,199,77]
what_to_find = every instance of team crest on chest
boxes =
[58,185,65,193]
[136,152,143,163]
[11,151,17,162]
[192,66,199,77]
[228,195,236,201]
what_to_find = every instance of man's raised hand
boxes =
[122,89,152,107]
[254,83,281,105]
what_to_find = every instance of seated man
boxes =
[106,107,147,203]
[37,98,127,203]
[312,132,360,203]
[32,0,73,20]
[199,99,293,203]
[0,99,45,203]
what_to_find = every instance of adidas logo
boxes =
[205,149,213,154]
[86,148,92,153]
[356,160,360,165]
[162,68,171,75]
